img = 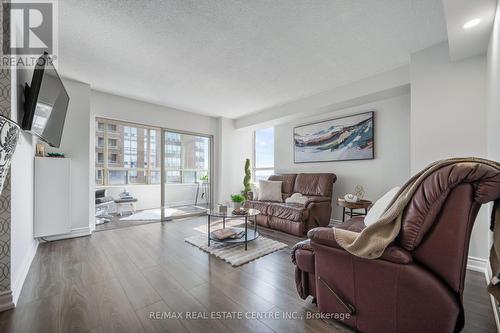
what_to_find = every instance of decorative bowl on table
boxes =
[232,207,249,215]
[344,194,359,203]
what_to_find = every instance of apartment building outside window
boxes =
[253,127,275,181]
[95,118,160,186]
[164,131,209,184]
[95,119,210,186]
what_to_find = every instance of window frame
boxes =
[252,128,275,182]
[96,118,161,186]
[96,118,210,186]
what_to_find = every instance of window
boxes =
[95,118,160,185]
[109,153,118,164]
[253,127,274,182]
[96,169,103,186]
[164,132,210,184]
[108,138,117,147]
[97,152,104,164]
[166,170,181,183]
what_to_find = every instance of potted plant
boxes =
[242,158,252,199]
[199,174,209,183]
[230,194,245,210]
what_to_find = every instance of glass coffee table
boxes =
[207,208,260,250]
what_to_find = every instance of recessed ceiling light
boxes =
[462,18,481,29]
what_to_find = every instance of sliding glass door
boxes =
[161,130,212,221]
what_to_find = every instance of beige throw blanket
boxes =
[285,193,308,205]
[334,157,500,259]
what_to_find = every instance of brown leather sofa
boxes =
[244,173,336,236]
[291,162,500,333]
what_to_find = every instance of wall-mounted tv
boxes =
[22,52,70,148]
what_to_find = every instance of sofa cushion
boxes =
[258,180,283,202]
[255,214,270,227]
[269,216,305,236]
[96,196,114,205]
[244,200,271,215]
[336,216,366,232]
[268,203,309,222]
[364,187,400,227]
[293,173,336,197]
[269,174,297,196]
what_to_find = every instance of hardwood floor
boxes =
[0,216,496,333]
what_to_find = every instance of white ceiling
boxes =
[58,0,447,118]
[443,0,498,61]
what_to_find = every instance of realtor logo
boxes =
[3,0,58,58]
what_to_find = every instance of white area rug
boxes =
[185,233,287,266]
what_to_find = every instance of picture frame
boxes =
[293,111,374,163]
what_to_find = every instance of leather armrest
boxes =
[380,244,413,264]
[291,239,313,265]
[308,227,413,264]
[308,227,341,248]
[305,196,331,208]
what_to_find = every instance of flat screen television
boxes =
[22,52,70,148]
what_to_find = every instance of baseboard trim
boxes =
[467,256,487,272]
[40,226,91,241]
[0,290,14,312]
[12,239,38,305]
[166,200,209,208]
[329,218,342,226]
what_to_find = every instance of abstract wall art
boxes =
[294,111,374,163]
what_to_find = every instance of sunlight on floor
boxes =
[120,205,208,221]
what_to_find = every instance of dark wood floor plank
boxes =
[58,275,101,333]
[15,241,65,305]
[0,292,62,333]
[144,265,232,333]
[135,300,187,333]
[257,306,341,333]
[188,282,276,333]
[103,252,162,310]
[0,216,495,333]
[92,278,145,333]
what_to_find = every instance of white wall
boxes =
[96,184,209,211]
[487,1,500,267]
[10,66,38,304]
[91,90,218,209]
[163,184,209,207]
[410,42,488,172]
[488,4,500,162]
[235,66,410,129]
[91,90,217,137]
[216,118,253,204]
[97,185,159,212]
[274,94,411,221]
[410,41,489,260]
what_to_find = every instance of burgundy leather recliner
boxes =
[292,162,500,333]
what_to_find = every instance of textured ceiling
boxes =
[58,0,447,118]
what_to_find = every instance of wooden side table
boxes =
[337,198,372,222]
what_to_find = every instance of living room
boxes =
[0,1,499,332]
